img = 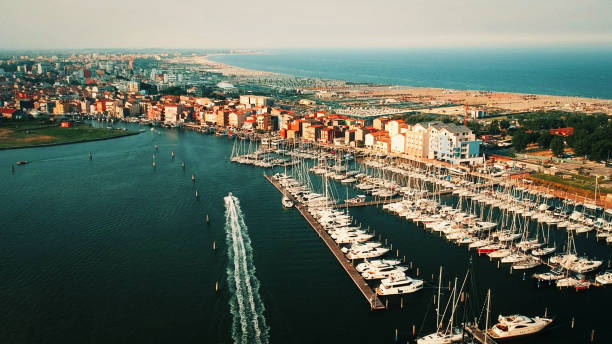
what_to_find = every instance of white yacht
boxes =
[362,265,408,280]
[376,273,423,295]
[488,314,553,339]
[346,246,389,260]
[281,196,294,208]
[595,270,612,285]
[355,259,401,272]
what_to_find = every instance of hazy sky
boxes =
[2,0,612,49]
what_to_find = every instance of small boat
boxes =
[595,270,612,285]
[282,196,294,208]
[16,161,28,165]
[488,314,553,339]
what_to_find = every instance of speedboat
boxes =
[488,314,553,339]
[376,273,424,295]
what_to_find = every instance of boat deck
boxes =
[265,174,386,311]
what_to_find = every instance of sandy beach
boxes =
[177,53,612,115]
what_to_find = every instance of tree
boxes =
[550,137,564,157]
[487,120,501,135]
[499,119,510,130]
[512,130,529,152]
[538,131,552,149]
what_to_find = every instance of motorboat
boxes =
[281,196,294,208]
[355,259,401,272]
[346,246,389,260]
[362,265,408,280]
[488,314,553,339]
[595,271,612,285]
[376,273,424,295]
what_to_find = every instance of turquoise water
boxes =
[211,48,612,99]
[1,125,610,343]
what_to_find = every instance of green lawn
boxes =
[532,173,611,194]
[0,122,135,149]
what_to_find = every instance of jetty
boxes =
[464,324,498,344]
[265,174,386,310]
[332,189,455,209]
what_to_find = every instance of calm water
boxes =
[211,48,612,99]
[1,125,610,343]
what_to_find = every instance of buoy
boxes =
[171,151,175,159]
[591,329,595,342]
[394,328,398,342]
[206,214,210,224]
[181,161,185,169]
[571,317,575,328]
[195,190,199,198]
[412,325,415,337]
[215,281,219,293]
[191,174,195,182]
[213,241,216,251]
[152,161,156,167]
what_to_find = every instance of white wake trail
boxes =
[224,193,269,344]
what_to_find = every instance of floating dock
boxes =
[464,324,498,344]
[265,174,386,311]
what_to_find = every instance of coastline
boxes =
[0,131,140,151]
[195,52,612,114]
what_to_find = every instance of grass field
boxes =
[0,121,135,149]
[531,173,611,195]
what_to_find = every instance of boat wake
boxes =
[224,193,269,344]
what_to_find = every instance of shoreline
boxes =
[195,52,612,114]
[0,131,140,151]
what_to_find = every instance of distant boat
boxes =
[16,161,28,165]
[282,196,294,208]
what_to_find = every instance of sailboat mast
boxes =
[484,289,491,344]
[436,266,442,332]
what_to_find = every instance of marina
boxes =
[2,123,610,343]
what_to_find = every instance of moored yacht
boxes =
[488,314,553,339]
[376,273,424,295]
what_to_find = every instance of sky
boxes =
[2,0,612,50]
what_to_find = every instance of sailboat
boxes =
[417,267,465,344]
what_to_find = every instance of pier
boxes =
[464,324,498,344]
[264,174,386,311]
[332,189,455,209]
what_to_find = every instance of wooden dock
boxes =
[264,174,386,311]
[464,324,498,344]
